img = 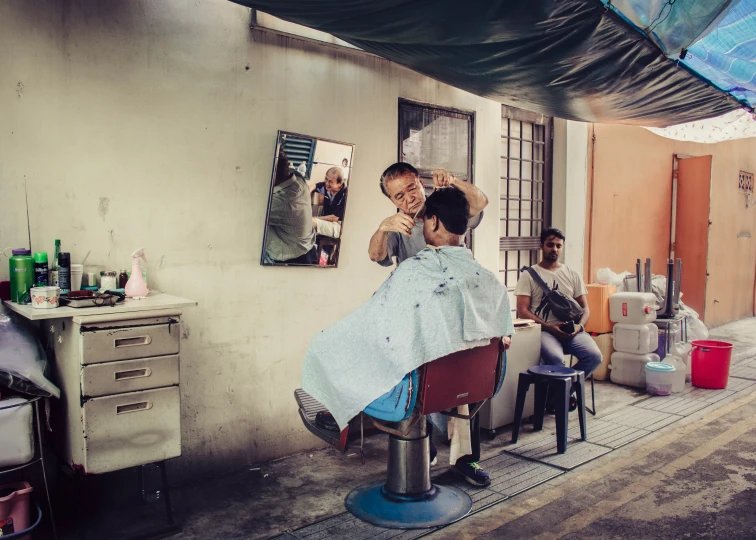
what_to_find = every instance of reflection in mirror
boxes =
[261,131,354,267]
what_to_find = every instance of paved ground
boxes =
[53,318,756,539]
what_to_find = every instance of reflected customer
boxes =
[264,151,317,264]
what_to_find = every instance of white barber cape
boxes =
[302,246,514,430]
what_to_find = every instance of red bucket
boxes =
[691,340,733,389]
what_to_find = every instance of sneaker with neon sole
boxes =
[453,461,491,487]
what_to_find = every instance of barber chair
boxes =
[295,338,507,529]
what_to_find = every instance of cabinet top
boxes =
[3,292,197,321]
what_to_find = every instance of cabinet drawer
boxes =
[82,387,181,474]
[81,355,180,398]
[80,323,179,365]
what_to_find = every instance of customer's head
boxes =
[379,162,426,216]
[422,187,469,246]
[275,151,292,185]
[540,227,565,263]
[324,167,345,193]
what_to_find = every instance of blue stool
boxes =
[511,365,587,454]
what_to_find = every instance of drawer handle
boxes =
[116,401,152,414]
[114,368,152,381]
[114,336,152,348]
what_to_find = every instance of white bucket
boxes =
[29,286,60,309]
[645,362,676,396]
[613,323,659,354]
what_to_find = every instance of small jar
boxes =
[118,269,129,289]
[100,270,117,290]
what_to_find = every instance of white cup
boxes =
[70,264,84,291]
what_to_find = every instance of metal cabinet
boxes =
[50,310,183,474]
[479,323,542,432]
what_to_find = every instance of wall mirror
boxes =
[261,131,354,267]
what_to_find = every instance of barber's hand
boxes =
[379,213,416,238]
[502,336,512,350]
[432,168,458,189]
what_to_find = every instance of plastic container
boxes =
[9,249,34,304]
[590,333,614,381]
[671,341,693,381]
[0,398,34,467]
[32,252,48,287]
[125,248,149,298]
[30,286,60,309]
[0,481,33,540]
[613,323,659,354]
[609,292,657,324]
[645,362,676,396]
[70,264,84,292]
[691,340,733,389]
[585,284,616,333]
[662,355,687,393]
[609,351,660,388]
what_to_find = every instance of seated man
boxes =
[302,187,513,486]
[515,227,602,409]
[264,151,317,265]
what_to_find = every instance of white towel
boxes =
[302,246,514,429]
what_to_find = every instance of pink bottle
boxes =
[124,248,149,298]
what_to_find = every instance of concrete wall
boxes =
[0,0,503,481]
[589,124,756,327]
[552,119,589,275]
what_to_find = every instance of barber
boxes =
[369,163,488,266]
[368,161,500,488]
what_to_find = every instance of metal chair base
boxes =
[345,480,472,529]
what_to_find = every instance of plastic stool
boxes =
[511,365,587,454]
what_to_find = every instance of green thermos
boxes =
[10,248,35,303]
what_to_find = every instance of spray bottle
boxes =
[125,248,149,298]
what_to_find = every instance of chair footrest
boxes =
[295,389,349,452]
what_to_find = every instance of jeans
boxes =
[541,330,602,378]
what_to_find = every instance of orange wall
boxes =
[589,124,756,327]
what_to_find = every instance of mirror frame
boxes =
[260,130,355,268]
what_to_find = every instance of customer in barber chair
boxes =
[515,227,602,412]
[308,166,348,239]
[303,187,513,487]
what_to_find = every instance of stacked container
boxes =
[585,284,616,380]
[608,292,660,388]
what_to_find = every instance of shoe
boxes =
[430,446,438,467]
[314,411,339,432]
[454,462,491,487]
[430,456,438,466]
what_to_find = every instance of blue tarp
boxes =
[605,0,756,110]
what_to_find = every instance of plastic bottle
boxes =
[58,253,71,295]
[33,252,49,287]
[9,249,34,303]
[125,248,149,298]
[50,239,61,286]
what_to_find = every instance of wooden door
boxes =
[674,155,712,320]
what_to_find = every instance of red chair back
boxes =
[419,338,502,415]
